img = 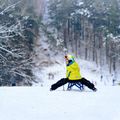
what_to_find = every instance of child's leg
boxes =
[80,78,96,90]
[50,78,68,90]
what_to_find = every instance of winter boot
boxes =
[93,87,97,92]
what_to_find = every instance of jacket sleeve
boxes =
[66,67,71,78]
[66,70,71,78]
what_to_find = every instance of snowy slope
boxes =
[1,59,120,120]
[34,58,116,87]
[0,86,120,120]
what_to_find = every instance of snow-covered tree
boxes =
[47,0,120,75]
[0,1,39,86]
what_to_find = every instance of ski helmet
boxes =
[65,54,75,61]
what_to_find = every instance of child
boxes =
[50,55,97,91]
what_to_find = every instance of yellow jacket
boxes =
[66,61,82,80]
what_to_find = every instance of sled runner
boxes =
[67,82,84,91]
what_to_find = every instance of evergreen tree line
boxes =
[0,0,40,86]
[47,0,120,74]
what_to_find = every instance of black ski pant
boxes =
[51,77,95,90]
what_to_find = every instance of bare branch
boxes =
[12,71,32,80]
[0,1,22,15]
[0,53,7,60]
[110,51,120,58]
[0,35,16,39]
[0,46,14,55]
[0,46,22,57]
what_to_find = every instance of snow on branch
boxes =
[0,46,22,57]
[0,20,24,40]
[0,53,7,60]
[0,35,16,39]
[0,1,22,15]
[11,70,33,81]
[0,22,23,33]
[110,51,120,58]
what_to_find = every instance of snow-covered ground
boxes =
[1,59,120,120]
[0,86,120,120]
[34,58,119,87]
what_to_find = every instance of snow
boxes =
[34,58,119,87]
[0,58,120,120]
[74,8,91,17]
[78,1,84,6]
[0,86,120,120]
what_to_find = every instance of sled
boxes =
[67,82,84,91]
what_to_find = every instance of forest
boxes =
[0,0,120,86]
[47,0,120,76]
[0,0,43,85]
